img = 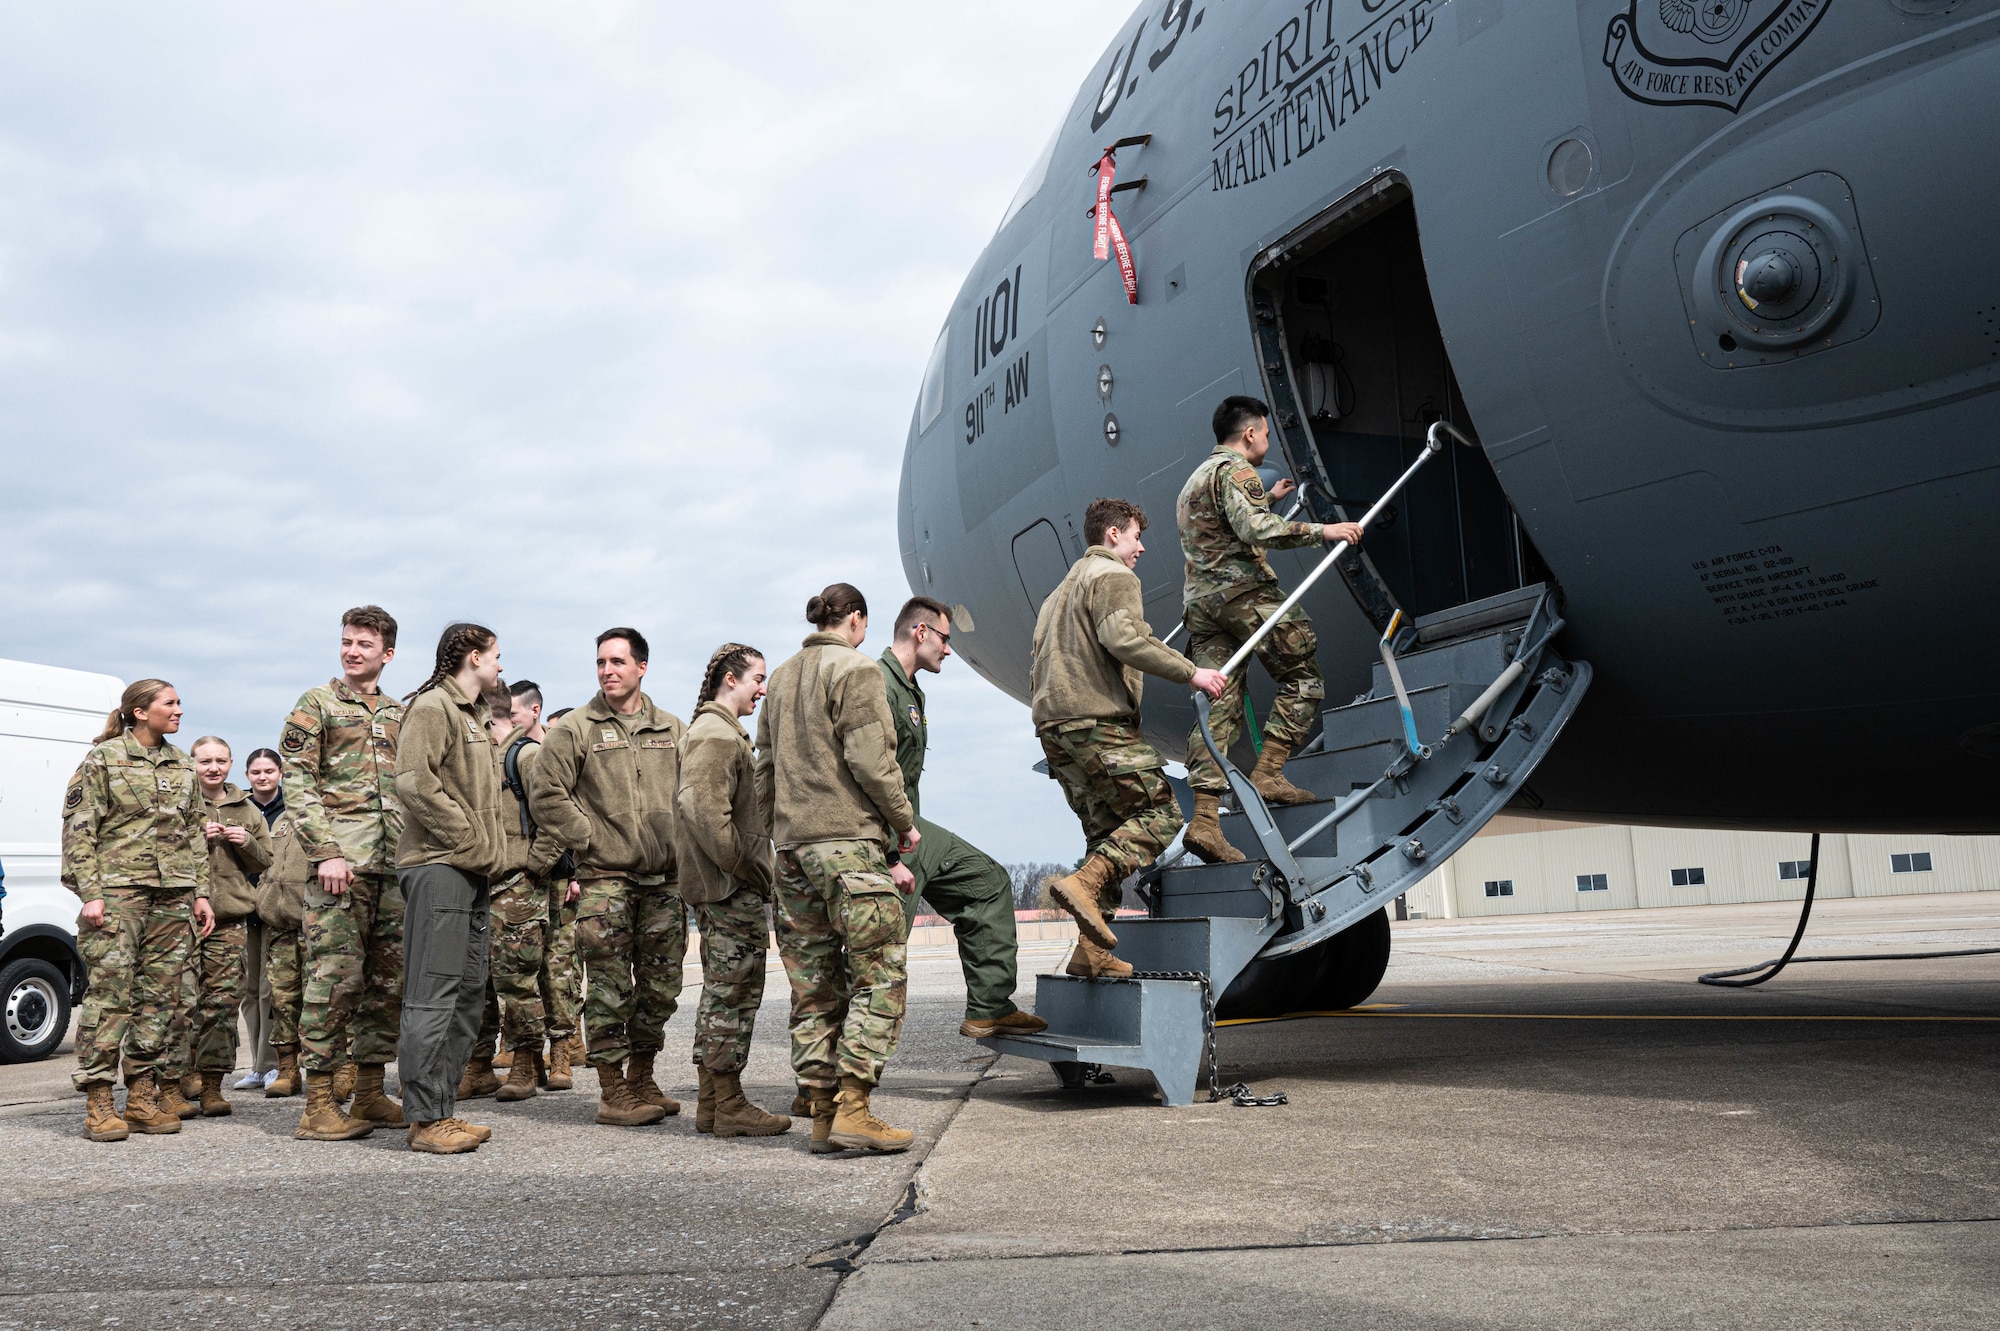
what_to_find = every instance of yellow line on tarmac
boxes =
[1216,1010,2000,1026]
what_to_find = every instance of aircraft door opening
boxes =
[1249,181,1552,621]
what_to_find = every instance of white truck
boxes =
[0,658,124,1062]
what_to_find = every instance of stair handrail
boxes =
[1188,422,1465,901]
[1216,423,1456,678]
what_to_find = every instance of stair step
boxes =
[979,975,1210,1105]
[1113,915,1280,997]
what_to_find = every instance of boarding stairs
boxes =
[981,424,1593,1103]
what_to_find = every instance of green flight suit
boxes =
[878,649,1022,1022]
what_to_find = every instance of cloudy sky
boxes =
[0,1,1137,864]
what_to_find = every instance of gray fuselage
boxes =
[900,0,2000,833]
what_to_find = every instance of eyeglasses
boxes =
[919,622,951,645]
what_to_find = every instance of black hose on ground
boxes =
[1698,832,2000,987]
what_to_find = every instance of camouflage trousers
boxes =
[473,875,550,1050]
[774,839,909,1089]
[1185,585,1323,795]
[300,871,404,1072]
[544,879,580,1042]
[906,816,1021,1021]
[690,885,771,1074]
[575,878,685,1068]
[163,919,249,1075]
[1038,718,1181,907]
[72,887,195,1090]
[266,926,306,1051]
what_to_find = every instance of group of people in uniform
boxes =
[59,393,1359,1154]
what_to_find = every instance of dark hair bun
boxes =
[806,595,826,621]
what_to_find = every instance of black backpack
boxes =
[503,737,576,881]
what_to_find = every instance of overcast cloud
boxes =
[0,1,1135,863]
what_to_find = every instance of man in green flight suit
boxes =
[879,597,1047,1040]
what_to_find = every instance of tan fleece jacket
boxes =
[393,677,512,878]
[199,783,273,922]
[754,631,914,850]
[529,691,684,883]
[1030,546,1196,725]
[674,702,776,905]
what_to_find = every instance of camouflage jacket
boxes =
[877,649,928,818]
[279,677,404,873]
[61,734,212,904]
[1176,445,1322,610]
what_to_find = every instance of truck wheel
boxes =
[0,957,71,1063]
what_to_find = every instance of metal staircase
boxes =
[981,425,1594,1104]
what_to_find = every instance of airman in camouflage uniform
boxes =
[675,650,791,1138]
[283,609,407,1140]
[1177,396,1363,862]
[164,770,270,1115]
[63,695,216,1140]
[757,591,921,1154]
[479,718,566,1100]
[528,631,687,1127]
[1030,500,1225,976]
[255,806,316,1095]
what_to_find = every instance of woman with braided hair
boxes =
[673,645,792,1138]
[391,622,515,1154]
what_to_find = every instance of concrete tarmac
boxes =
[2,895,1996,1329]
[831,894,2000,1330]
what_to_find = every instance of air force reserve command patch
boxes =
[1603,0,1830,112]
[281,724,311,754]
[64,780,84,813]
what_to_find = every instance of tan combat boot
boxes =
[456,1055,501,1100]
[1185,793,1245,865]
[122,1072,182,1135]
[443,1116,493,1144]
[712,1072,792,1138]
[544,1038,574,1091]
[959,1010,1048,1038]
[198,1070,232,1117]
[179,1071,203,1102]
[695,1066,716,1134]
[407,1118,481,1154]
[566,1030,585,1063]
[791,1084,812,1117]
[807,1089,838,1155]
[1065,938,1135,979]
[265,1049,301,1097]
[1048,854,1120,948]
[294,1070,374,1141]
[84,1082,129,1142]
[1250,741,1317,805]
[350,1064,404,1124]
[157,1074,199,1120]
[331,1060,357,1105]
[496,1044,539,1102]
[593,1063,666,1128]
[491,1045,513,1071]
[626,1051,680,1115]
[828,1076,913,1154]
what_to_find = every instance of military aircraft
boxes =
[897,0,1999,1049]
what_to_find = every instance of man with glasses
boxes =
[879,597,1046,1040]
